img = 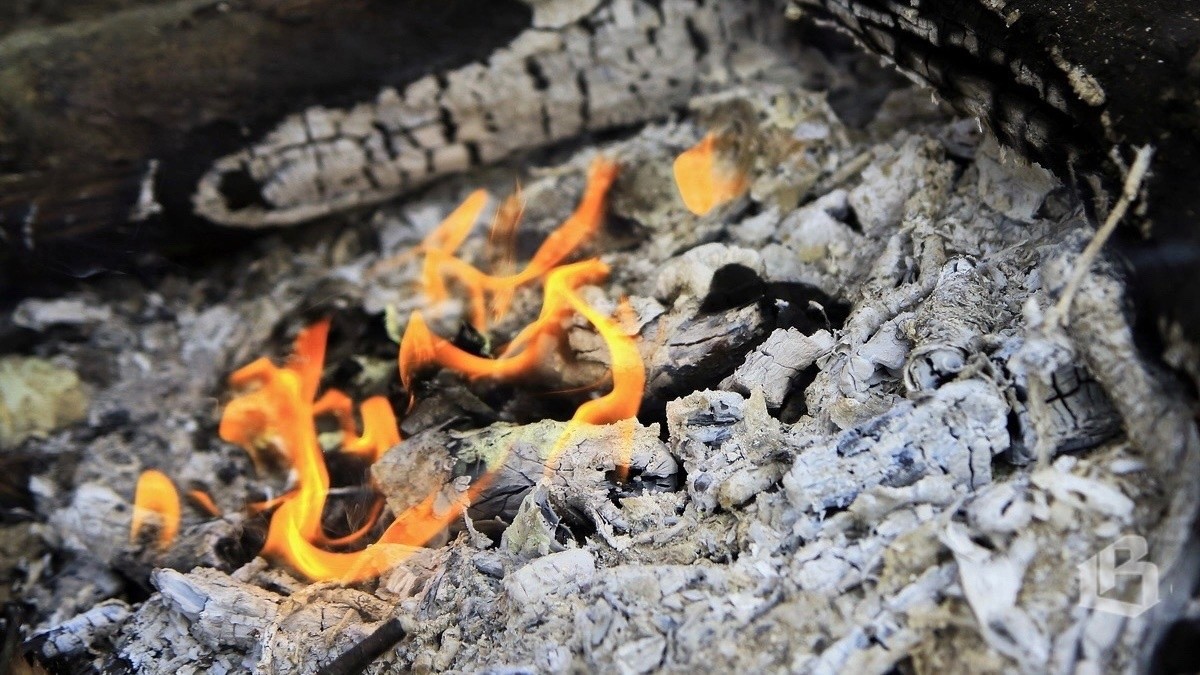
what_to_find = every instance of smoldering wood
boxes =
[373,419,678,528]
[315,618,407,675]
[721,327,835,409]
[27,600,131,662]
[112,566,401,672]
[4,38,1199,675]
[191,0,785,229]
[0,0,787,294]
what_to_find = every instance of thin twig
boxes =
[1049,145,1154,326]
[316,618,408,675]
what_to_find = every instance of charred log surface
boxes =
[0,0,532,291]
[788,0,1200,351]
[0,0,169,36]
[0,0,784,297]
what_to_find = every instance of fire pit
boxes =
[2,2,1199,673]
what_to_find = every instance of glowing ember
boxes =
[673,132,749,216]
[212,157,644,582]
[130,469,181,550]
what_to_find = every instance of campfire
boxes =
[3,3,1200,674]
[131,158,649,583]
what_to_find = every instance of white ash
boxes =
[722,327,835,408]
[12,298,113,332]
[783,380,1008,514]
[654,243,764,306]
[667,390,789,514]
[9,68,1198,675]
[28,600,132,669]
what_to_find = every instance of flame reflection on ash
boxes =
[673,132,749,216]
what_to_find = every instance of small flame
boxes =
[131,469,181,550]
[420,158,618,331]
[219,320,332,473]
[186,488,224,518]
[488,187,525,278]
[313,390,401,463]
[219,321,466,581]
[215,157,644,582]
[673,132,749,216]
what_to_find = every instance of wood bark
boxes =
[0,0,783,294]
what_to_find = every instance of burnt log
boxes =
[0,0,532,290]
[0,0,783,294]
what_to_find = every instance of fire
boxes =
[420,159,618,331]
[313,391,401,463]
[673,132,749,216]
[130,469,180,550]
[186,488,224,518]
[211,157,644,582]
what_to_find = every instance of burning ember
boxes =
[132,158,645,582]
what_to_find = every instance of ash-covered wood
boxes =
[374,419,677,527]
[0,0,787,294]
[2,36,1196,675]
[787,0,1200,383]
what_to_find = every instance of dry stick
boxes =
[1030,144,1153,468]
[1049,145,1154,326]
[316,618,408,675]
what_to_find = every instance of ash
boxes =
[5,60,1199,675]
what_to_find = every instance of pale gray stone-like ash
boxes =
[17,49,1197,675]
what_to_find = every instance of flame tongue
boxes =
[420,158,619,331]
[215,157,645,582]
[131,469,180,550]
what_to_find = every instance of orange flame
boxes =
[131,469,181,550]
[312,390,401,463]
[216,157,645,582]
[488,187,525,277]
[186,488,224,518]
[673,132,749,216]
[420,158,618,331]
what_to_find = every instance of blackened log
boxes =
[0,0,783,297]
[0,0,533,292]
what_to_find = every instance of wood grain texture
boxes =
[0,0,784,293]
[0,0,534,287]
